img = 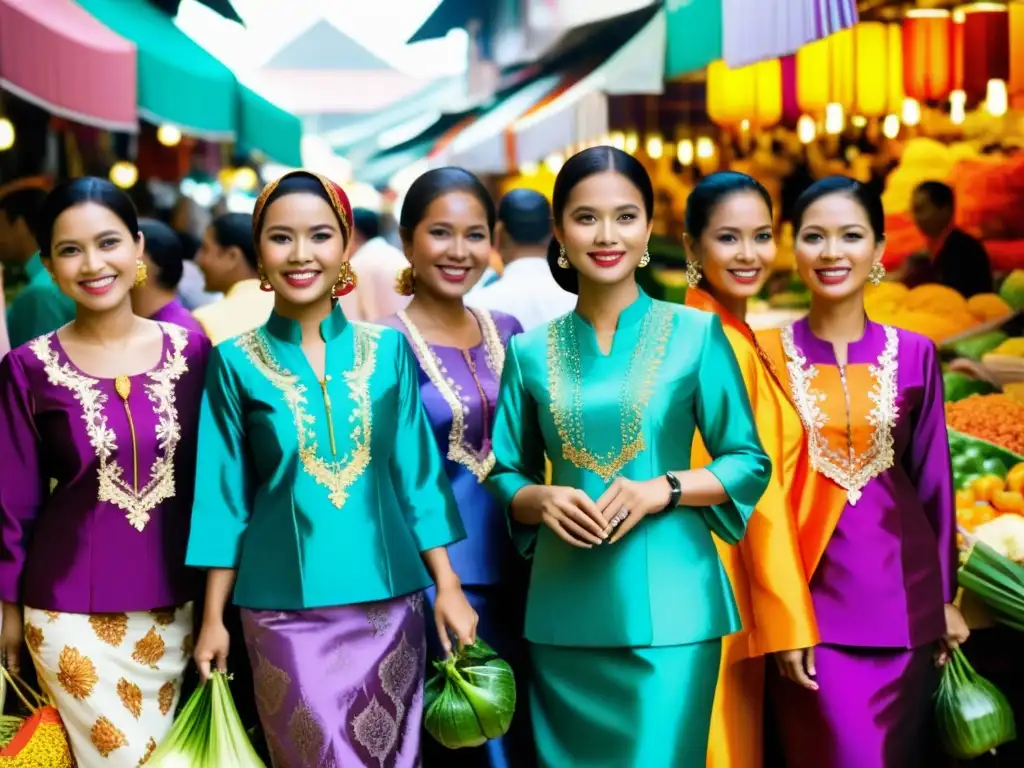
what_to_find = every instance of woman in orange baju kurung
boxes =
[682,173,847,768]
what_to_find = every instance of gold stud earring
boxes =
[685,259,702,289]
[869,262,886,286]
[639,247,651,268]
[557,243,569,269]
[133,260,147,288]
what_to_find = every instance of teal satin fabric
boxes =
[487,290,771,647]
[186,307,465,609]
[531,640,722,767]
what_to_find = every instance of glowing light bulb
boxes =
[797,115,816,144]
[901,98,921,127]
[157,124,182,147]
[677,139,694,166]
[646,135,663,159]
[882,114,901,139]
[109,161,138,189]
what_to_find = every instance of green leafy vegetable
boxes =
[424,638,516,750]
[948,429,1024,491]
[959,538,1024,631]
[148,672,266,767]
[949,331,1009,361]
[935,646,1016,759]
[943,372,996,402]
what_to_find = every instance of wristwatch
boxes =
[662,472,682,513]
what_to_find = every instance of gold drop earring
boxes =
[557,243,569,269]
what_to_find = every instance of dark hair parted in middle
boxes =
[138,219,186,291]
[684,171,773,240]
[37,177,140,258]
[547,146,655,294]
[792,176,886,242]
[252,170,353,245]
[398,167,496,238]
[210,212,257,271]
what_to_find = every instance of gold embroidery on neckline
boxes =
[235,323,378,508]
[30,324,189,531]
[397,308,504,482]
[546,303,675,482]
[780,324,899,506]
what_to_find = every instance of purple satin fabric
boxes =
[242,594,426,768]
[770,644,939,768]
[150,298,206,338]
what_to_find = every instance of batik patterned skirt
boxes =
[23,604,192,768]
[241,592,426,768]
[530,639,721,768]
[770,643,940,768]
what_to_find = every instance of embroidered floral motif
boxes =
[288,699,325,767]
[90,716,127,757]
[57,646,98,700]
[24,622,43,654]
[44,611,59,623]
[30,324,190,531]
[117,677,143,719]
[131,627,166,668]
[366,606,390,637]
[398,308,505,481]
[351,696,399,767]
[157,681,176,716]
[780,324,899,505]
[138,737,157,765]
[181,632,194,661]
[379,633,418,726]
[546,303,675,481]
[235,324,379,508]
[255,652,291,716]
[89,613,129,647]
[150,608,176,626]
[406,591,424,615]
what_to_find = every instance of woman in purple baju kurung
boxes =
[187,171,478,768]
[756,177,969,768]
[379,167,532,768]
[0,178,210,767]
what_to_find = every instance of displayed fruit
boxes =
[989,337,1024,357]
[948,429,1024,491]
[866,283,983,342]
[967,293,1014,322]
[954,460,1024,540]
[943,371,996,402]
[946,396,1024,456]
[950,331,1009,361]
[907,283,967,311]
[999,269,1024,311]
[972,514,1024,562]
[1006,383,1024,403]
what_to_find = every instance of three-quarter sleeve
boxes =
[487,336,546,558]
[389,336,465,552]
[186,346,252,569]
[694,315,771,545]
[904,339,957,603]
[0,353,44,603]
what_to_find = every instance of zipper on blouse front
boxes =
[837,364,855,468]
[461,349,491,445]
[319,376,338,456]
[114,375,139,493]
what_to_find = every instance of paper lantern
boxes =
[962,3,1010,102]
[902,9,954,102]
[1010,3,1024,94]
[796,24,902,116]
[706,59,782,129]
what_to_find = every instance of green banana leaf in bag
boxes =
[424,638,516,749]
[935,646,1016,760]
[149,671,266,767]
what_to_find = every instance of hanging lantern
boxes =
[796,24,901,116]
[854,22,905,117]
[962,3,1009,102]
[902,9,954,102]
[953,9,966,91]
[706,59,782,129]
[1010,3,1024,94]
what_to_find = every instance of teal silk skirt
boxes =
[530,639,722,767]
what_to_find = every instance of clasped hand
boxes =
[539,476,672,548]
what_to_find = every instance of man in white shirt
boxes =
[342,208,410,322]
[467,189,575,330]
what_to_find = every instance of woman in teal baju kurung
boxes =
[187,171,477,767]
[486,147,771,767]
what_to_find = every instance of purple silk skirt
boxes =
[770,643,940,768]
[241,593,426,768]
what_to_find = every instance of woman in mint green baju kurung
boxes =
[488,288,771,767]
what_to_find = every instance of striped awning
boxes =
[0,0,137,131]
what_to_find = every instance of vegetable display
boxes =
[935,645,1016,760]
[148,672,265,767]
[950,331,1010,362]
[424,638,516,750]
[1000,269,1024,311]
[949,430,1024,494]
[943,371,996,402]
[959,538,1024,631]
[865,283,1011,343]
[946,395,1024,455]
